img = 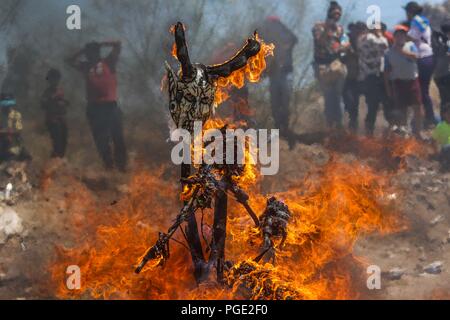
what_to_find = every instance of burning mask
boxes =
[166,63,216,132]
[166,22,262,132]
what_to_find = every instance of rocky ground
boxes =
[357,158,450,300]
[0,93,449,300]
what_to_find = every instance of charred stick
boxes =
[180,164,207,282]
[173,22,195,80]
[229,185,260,227]
[206,32,261,78]
[253,246,272,264]
[200,209,211,253]
[210,188,228,284]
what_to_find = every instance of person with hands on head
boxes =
[66,40,127,172]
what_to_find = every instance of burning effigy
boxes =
[46,22,408,301]
[2,0,450,310]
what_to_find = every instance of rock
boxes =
[417,246,427,262]
[0,183,13,202]
[0,207,24,244]
[427,186,439,193]
[423,261,443,275]
[430,215,444,226]
[387,193,397,201]
[117,184,130,194]
[411,177,421,187]
[384,250,396,259]
[387,268,406,280]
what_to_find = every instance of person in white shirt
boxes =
[404,1,437,127]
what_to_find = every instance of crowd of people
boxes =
[0,40,127,173]
[312,1,450,170]
[0,1,449,174]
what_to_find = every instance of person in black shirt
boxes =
[41,69,69,159]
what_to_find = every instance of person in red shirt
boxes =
[66,41,127,171]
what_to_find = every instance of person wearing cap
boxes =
[404,1,437,128]
[259,16,298,148]
[66,40,127,172]
[312,1,350,129]
[433,19,450,119]
[41,68,69,159]
[0,94,30,162]
[384,27,423,135]
[357,22,390,136]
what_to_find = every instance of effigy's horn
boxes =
[206,31,261,78]
[174,22,195,80]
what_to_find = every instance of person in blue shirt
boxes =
[404,1,437,128]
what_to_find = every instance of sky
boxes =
[14,0,448,34]
[0,0,447,68]
[335,0,444,29]
[20,0,447,27]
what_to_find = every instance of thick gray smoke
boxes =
[0,0,318,126]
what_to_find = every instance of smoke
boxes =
[3,1,316,102]
[424,0,450,29]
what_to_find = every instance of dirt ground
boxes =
[0,91,449,300]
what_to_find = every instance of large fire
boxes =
[213,34,274,105]
[48,153,405,300]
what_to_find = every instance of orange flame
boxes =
[48,155,405,300]
[327,133,432,170]
[46,27,408,300]
[214,35,274,106]
[171,43,177,60]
